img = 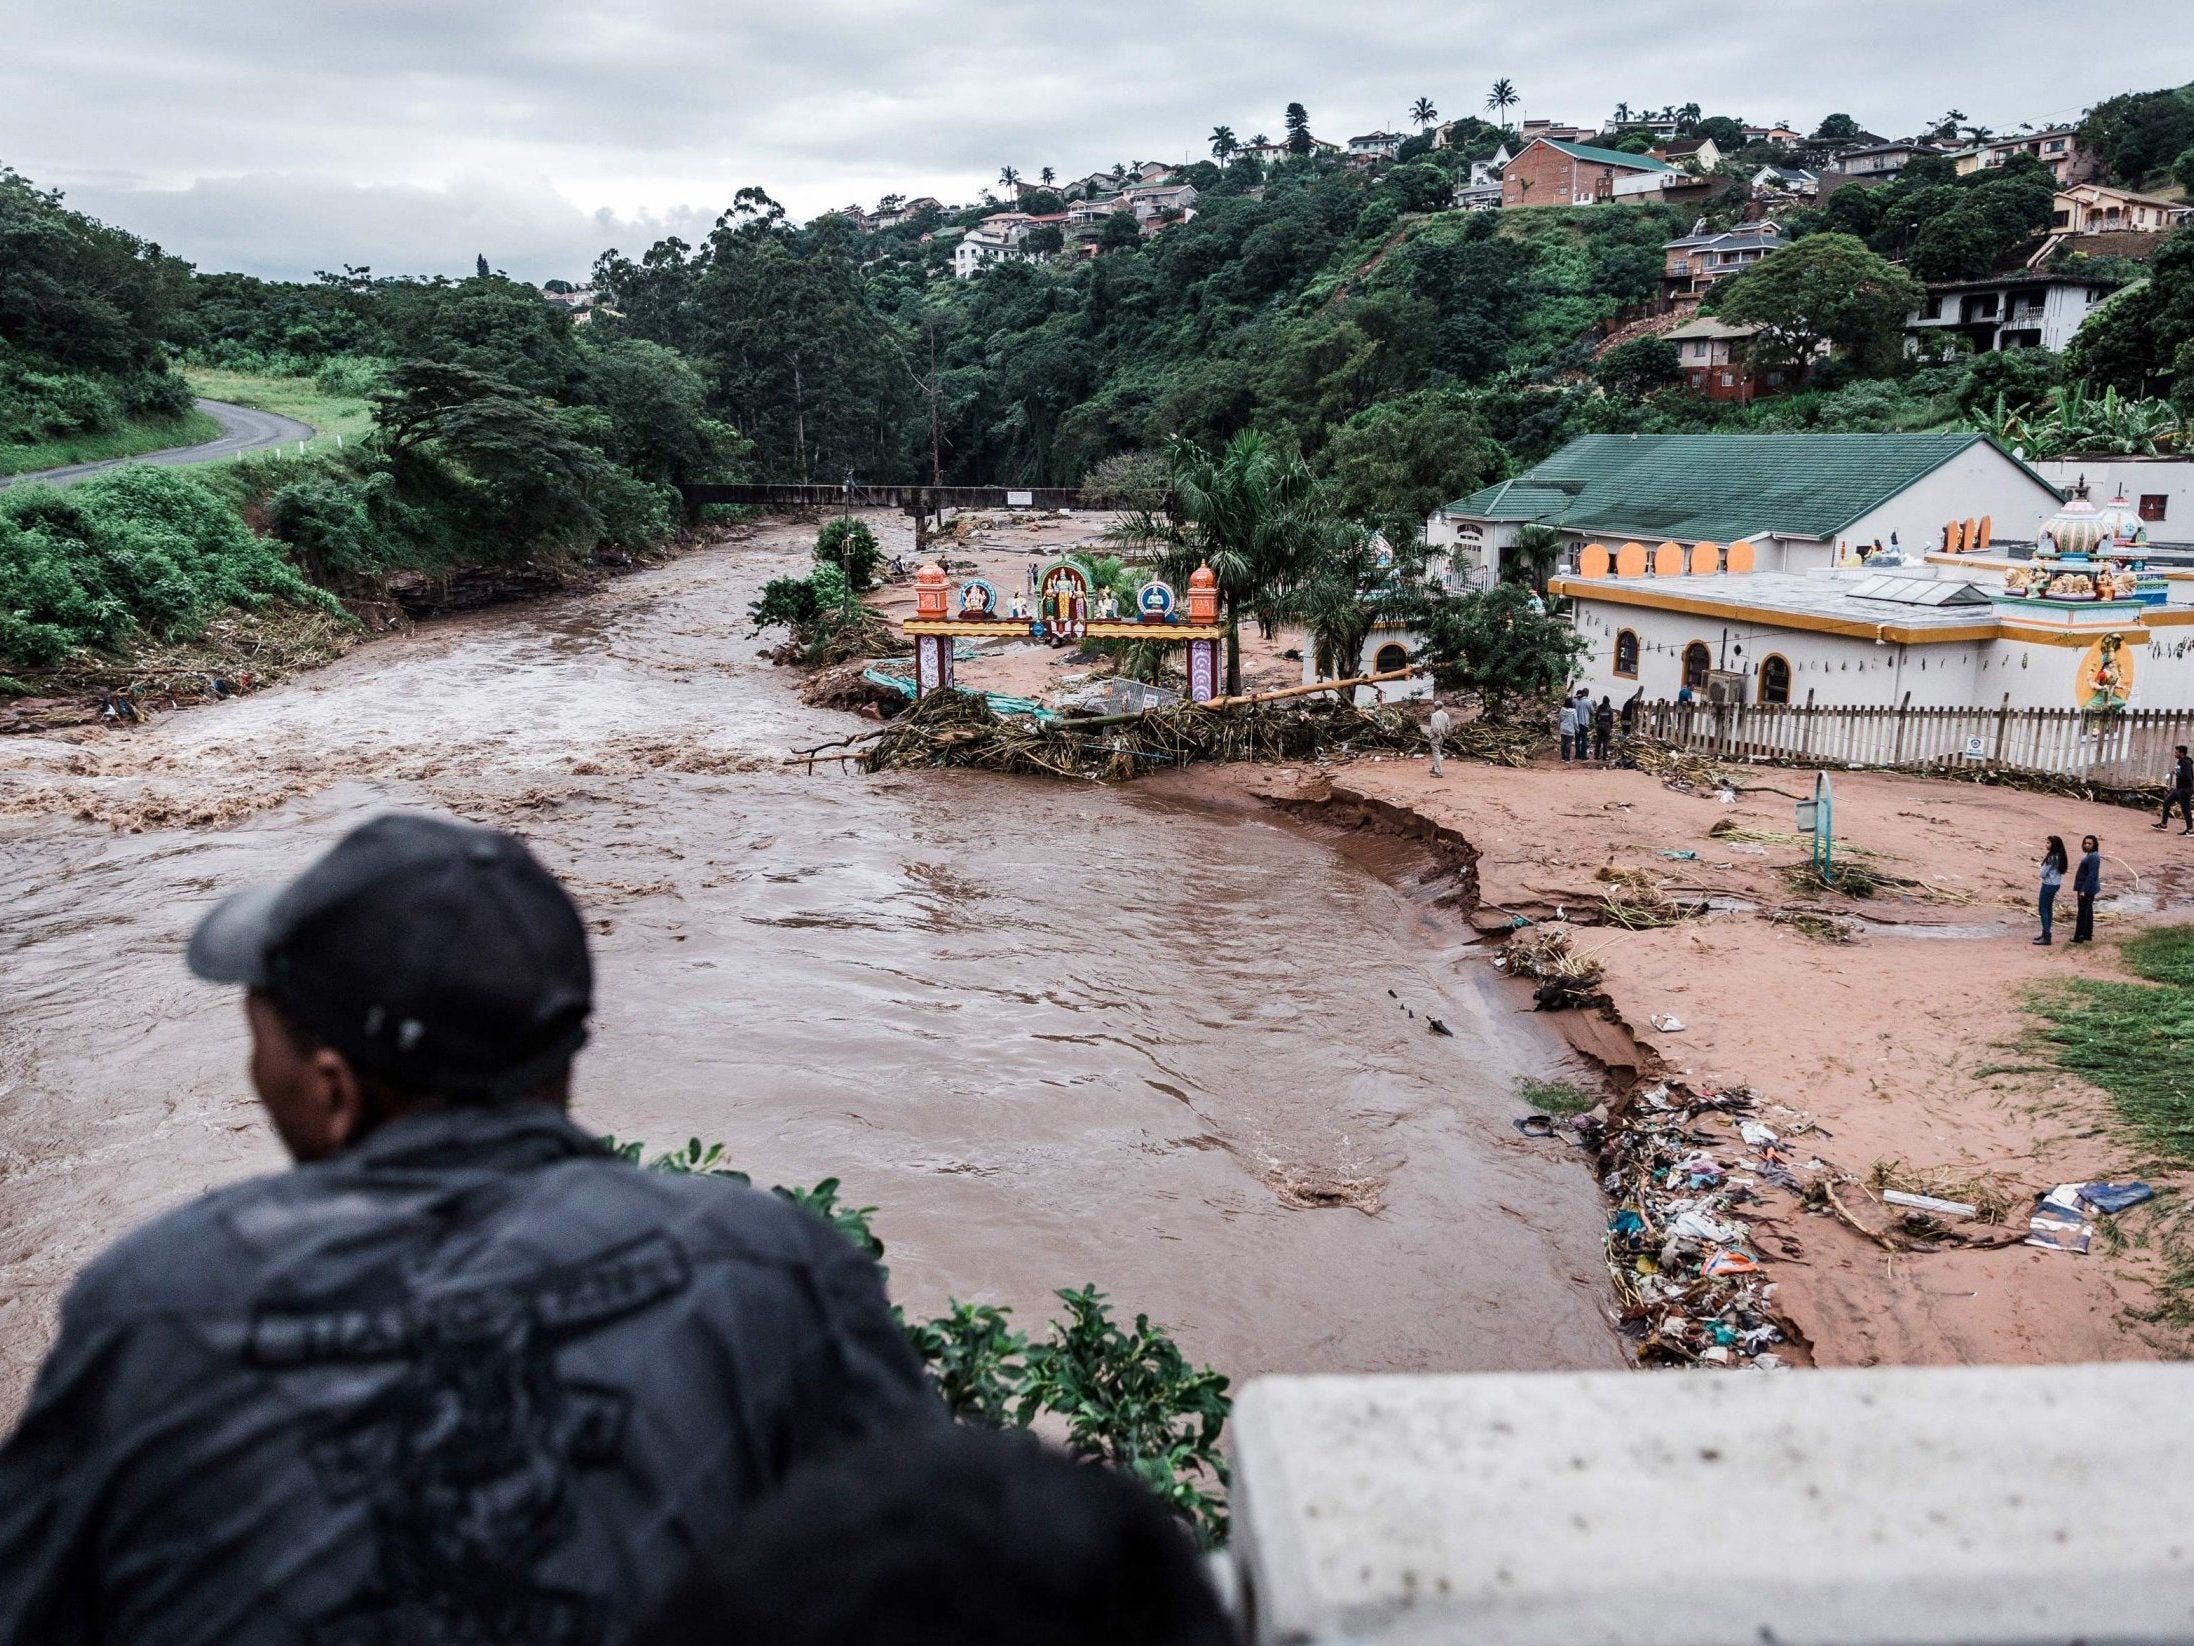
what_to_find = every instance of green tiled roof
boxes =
[1537,138,1675,172]
[1444,434,2060,542]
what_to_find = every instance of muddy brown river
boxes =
[0,522,1621,1418]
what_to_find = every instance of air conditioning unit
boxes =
[1705,669,1747,705]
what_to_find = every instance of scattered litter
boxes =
[1883,1189,1977,1220]
[2027,1187,2095,1255]
[1659,849,1698,861]
[2079,1180,2154,1215]
[1513,1114,1557,1138]
[1649,1013,1686,1033]
[1738,1120,1780,1149]
[1702,1250,1762,1278]
[1427,1017,1453,1037]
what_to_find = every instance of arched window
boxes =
[1373,642,1410,674]
[1759,654,1792,704]
[1683,642,1711,689]
[1614,629,1640,677]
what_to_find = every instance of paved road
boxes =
[0,398,320,490]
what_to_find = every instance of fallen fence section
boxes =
[678,482,1098,511]
[1641,699,2194,788]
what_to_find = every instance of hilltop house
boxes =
[1502,138,1676,207]
[1663,316,1809,401]
[1906,272,2117,354]
[1514,119,1593,145]
[1952,127,2101,185]
[1347,131,1404,160]
[1661,223,1782,307]
[2053,183,2193,235]
[1124,182,1198,223]
[1742,124,1806,146]
[1426,433,2063,585]
[1829,139,1940,181]
[953,212,1049,278]
[1751,165,1819,199]
[1652,136,1723,171]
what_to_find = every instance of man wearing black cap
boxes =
[0,812,939,1646]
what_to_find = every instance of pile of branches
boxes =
[1496,926,1607,1010]
[1593,865,1703,929]
[1627,738,1746,796]
[860,688,1429,781]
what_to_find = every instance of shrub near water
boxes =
[0,467,338,667]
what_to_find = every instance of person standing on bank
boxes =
[1593,695,1614,763]
[2157,744,2194,834]
[2072,834,2102,943]
[1557,696,1577,762]
[0,812,939,1646]
[1429,699,1451,778]
[2036,834,2069,945]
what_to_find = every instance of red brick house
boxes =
[1501,137,1676,207]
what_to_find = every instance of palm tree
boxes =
[1487,78,1519,125]
[998,165,1021,191]
[1410,97,1438,130]
[1613,100,1632,125]
[1250,133,1270,147]
[1677,102,1702,132]
[1109,432,1330,696]
[1210,125,1238,162]
[1040,166,1056,186]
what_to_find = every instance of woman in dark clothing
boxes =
[2036,835,2068,945]
[1593,695,1614,761]
[2072,835,2102,944]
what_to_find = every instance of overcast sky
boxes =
[4,0,2186,284]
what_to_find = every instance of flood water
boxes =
[0,522,1621,1418]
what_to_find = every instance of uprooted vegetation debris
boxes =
[855,684,1443,781]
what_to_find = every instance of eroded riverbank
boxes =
[0,521,1623,1421]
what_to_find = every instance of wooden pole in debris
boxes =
[1200,664,1425,711]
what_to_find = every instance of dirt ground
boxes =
[1199,753,2194,1366]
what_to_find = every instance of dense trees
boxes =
[2067,228,2194,400]
[1,168,195,451]
[2080,85,2194,186]
[1708,234,1922,376]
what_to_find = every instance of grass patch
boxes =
[2028,922,2194,1335]
[186,366,379,449]
[1515,1075,1598,1116]
[0,407,224,478]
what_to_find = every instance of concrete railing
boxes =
[1228,1365,2194,1644]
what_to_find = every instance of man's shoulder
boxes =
[539,1155,832,1265]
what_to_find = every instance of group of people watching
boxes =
[1557,686,1641,764]
[0,814,1236,1646]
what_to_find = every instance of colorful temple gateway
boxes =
[903,557,1232,702]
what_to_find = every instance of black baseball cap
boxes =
[188,812,593,1098]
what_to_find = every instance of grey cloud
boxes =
[3,0,2186,280]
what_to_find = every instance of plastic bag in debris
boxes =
[2079,1180,2155,1215]
[1610,1208,1647,1239]
[1702,1250,1762,1277]
[1660,849,1698,861]
[1670,1209,1745,1246]
[1675,1153,1725,1189]
[1738,1120,1779,1148]
[1648,1013,1686,1033]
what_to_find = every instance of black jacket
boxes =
[2176,754,2193,796]
[0,1105,938,1646]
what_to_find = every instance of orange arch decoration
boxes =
[1653,541,1684,576]
[1977,515,1993,550]
[1578,543,1611,578]
[1690,541,1722,575]
[1725,539,1757,574]
[1614,541,1648,577]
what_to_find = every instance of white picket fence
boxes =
[1637,700,2194,789]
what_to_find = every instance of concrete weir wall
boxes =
[1227,1365,2194,1645]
